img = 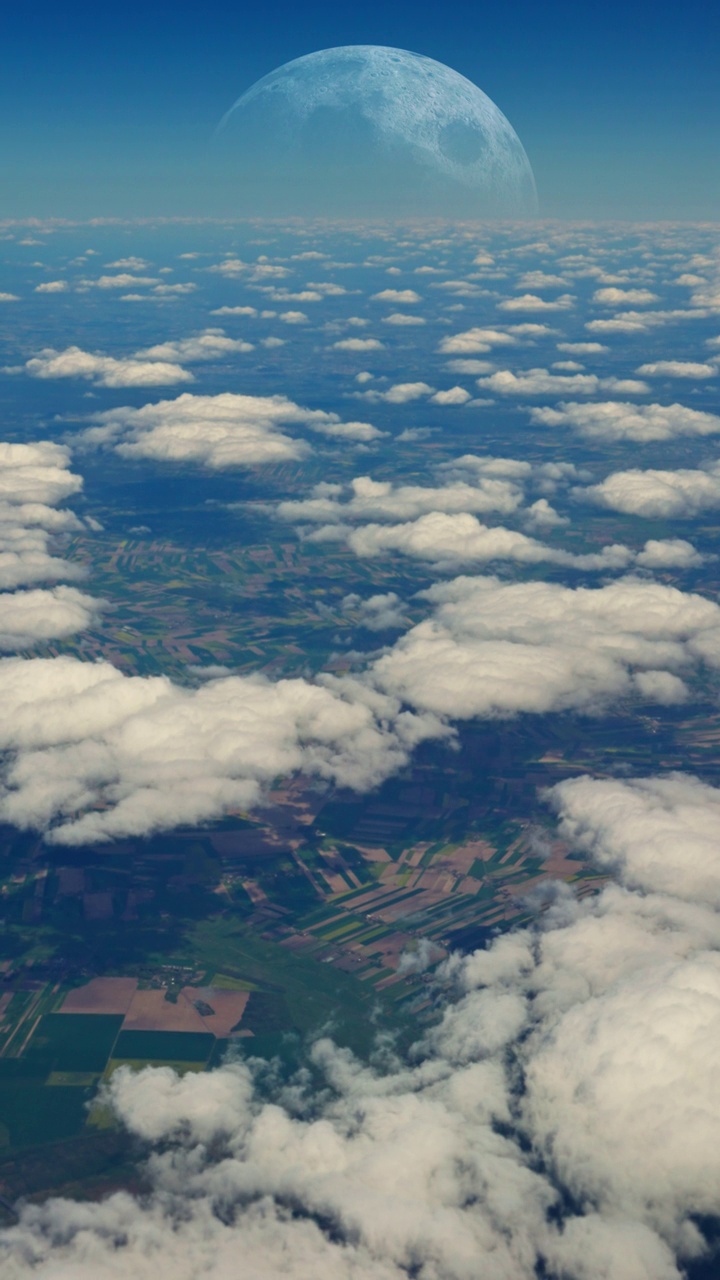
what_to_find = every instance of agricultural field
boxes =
[0,460,715,1208]
[0,694,697,1193]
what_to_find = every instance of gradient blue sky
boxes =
[2,0,718,219]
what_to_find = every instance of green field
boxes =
[180,919,411,1055]
[112,1031,213,1063]
[25,1015,124,1074]
[0,1077,91,1150]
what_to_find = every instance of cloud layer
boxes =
[532,401,720,442]
[582,463,720,517]
[0,657,443,844]
[0,441,100,646]
[4,768,720,1278]
[78,392,381,468]
[370,574,720,719]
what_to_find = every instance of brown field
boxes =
[121,987,249,1036]
[209,829,285,857]
[60,977,138,1015]
[83,892,114,921]
[362,932,420,971]
[121,989,208,1033]
[182,988,249,1037]
[451,839,497,868]
[57,867,84,896]
[57,978,248,1037]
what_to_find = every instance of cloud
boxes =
[635,538,705,569]
[208,258,291,281]
[557,341,609,354]
[341,591,410,631]
[7,226,720,1280]
[438,327,519,354]
[34,280,68,293]
[0,656,443,843]
[684,278,720,309]
[309,419,385,443]
[334,512,683,574]
[0,441,82,507]
[518,778,720,1263]
[396,427,437,442]
[444,358,495,374]
[341,512,633,571]
[332,338,385,351]
[105,257,151,270]
[257,289,323,302]
[85,274,160,289]
[148,283,197,297]
[532,401,720,442]
[210,305,258,317]
[77,392,382,468]
[6,764,720,1277]
[586,309,708,334]
[635,361,716,378]
[274,473,526,525]
[438,455,532,482]
[359,381,434,404]
[429,387,472,405]
[134,330,254,361]
[0,1040,557,1278]
[282,457,588,542]
[208,256,248,275]
[581,464,720,517]
[0,292,20,302]
[382,312,426,326]
[23,346,193,388]
[476,370,648,397]
[369,574,720,721]
[507,323,557,337]
[593,287,660,305]
[0,585,101,650]
[371,289,421,303]
[523,498,569,529]
[548,773,720,902]
[0,441,90,591]
[0,538,87,592]
[516,271,569,289]
[306,281,349,296]
[0,438,100,650]
[279,310,309,324]
[497,293,575,312]
[431,278,487,297]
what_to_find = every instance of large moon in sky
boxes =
[216,46,539,218]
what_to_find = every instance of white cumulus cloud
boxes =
[77,392,382,468]
[581,464,720,517]
[533,401,720,442]
[23,346,193,388]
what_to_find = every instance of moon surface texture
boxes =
[217,46,539,217]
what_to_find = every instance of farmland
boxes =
[0,448,718,1210]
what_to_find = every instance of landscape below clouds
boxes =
[1,218,720,1278]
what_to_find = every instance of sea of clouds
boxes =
[2,218,720,1276]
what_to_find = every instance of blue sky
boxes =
[1,0,718,219]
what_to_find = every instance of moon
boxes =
[216,46,538,218]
